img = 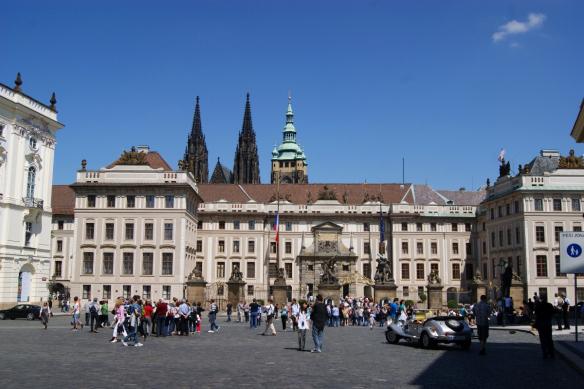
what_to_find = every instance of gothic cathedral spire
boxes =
[233,93,261,184]
[182,96,209,183]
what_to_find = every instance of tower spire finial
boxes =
[50,92,57,111]
[14,72,22,92]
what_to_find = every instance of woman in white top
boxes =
[297,302,310,351]
[71,296,82,331]
[39,301,51,329]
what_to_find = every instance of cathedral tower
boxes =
[233,93,261,184]
[271,96,308,184]
[182,96,209,183]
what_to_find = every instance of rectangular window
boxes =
[416,223,423,232]
[516,227,521,244]
[162,285,171,300]
[572,198,581,211]
[483,263,488,280]
[195,261,203,275]
[146,195,155,208]
[165,195,174,208]
[554,226,563,243]
[507,229,512,245]
[54,261,62,277]
[142,285,151,300]
[452,263,461,280]
[401,241,409,255]
[248,220,256,230]
[490,208,495,219]
[233,240,240,253]
[499,230,504,247]
[105,223,114,240]
[197,221,203,230]
[401,222,408,231]
[465,263,474,280]
[58,220,64,230]
[466,242,472,255]
[401,263,410,280]
[121,285,130,299]
[85,222,94,240]
[270,242,277,254]
[536,255,548,277]
[103,285,111,300]
[248,240,255,253]
[82,285,91,300]
[285,263,292,279]
[430,263,439,276]
[536,226,545,243]
[125,223,134,240]
[144,223,153,240]
[452,242,459,255]
[126,195,135,208]
[164,223,173,240]
[555,255,566,277]
[247,262,256,278]
[83,252,94,274]
[498,206,502,218]
[142,253,153,275]
[416,242,423,255]
[451,223,458,232]
[217,285,225,296]
[553,198,562,211]
[87,195,96,208]
[162,253,173,275]
[285,241,292,254]
[575,225,583,232]
[403,286,409,297]
[431,242,438,255]
[430,223,437,232]
[196,240,203,253]
[465,223,471,232]
[122,253,134,275]
[491,232,496,248]
[364,242,371,255]
[103,253,114,275]
[233,220,240,230]
[247,285,254,296]
[217,262,225,278]
[363,263,371,278]
[342,264,349,272]
[285,222,292,231]
[516,256,521,276]
[218,240,225,253]
[482,241,486,255]
[534,198,543,211]
[506,204,510,216]
[56,240,63,252]
[219,221,225,230]
[364,223,370,232]
[418,286,424,298]
[416,263,424,280]
[107,195,116,208]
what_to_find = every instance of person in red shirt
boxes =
[143,300,154,338]
[155,299,168,337]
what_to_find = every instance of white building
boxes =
[67,146,201,304]
[478,150,584,303]
[0,74,64,308]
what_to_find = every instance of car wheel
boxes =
[460,340,471,350]
[385,329,400,344]
[26,313,34,321]
[420,332,434,349]
[10,315,15,320]
[0,313,5,320]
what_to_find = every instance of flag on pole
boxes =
[274,211,280,243]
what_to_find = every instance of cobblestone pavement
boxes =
[0,316,581,388]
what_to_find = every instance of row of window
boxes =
[399,222,471,233]
[81,252,174,276]
[490,198,581,219]
[400,241,471,256]
[397,262,467,281]
[85,222,174,241]
[210,220,294,231]
[81,284,173,300]
[86,194,175,209]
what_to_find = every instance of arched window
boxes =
[26,166,36,198]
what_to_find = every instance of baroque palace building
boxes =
[0,74,64,308]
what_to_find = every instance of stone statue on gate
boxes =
[374,253,393,284]
[229,265,244,282]
[320,256,338,285]
[427,269,442,285]
[187,266,204,281]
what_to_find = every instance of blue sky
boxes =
[2,0,583,189]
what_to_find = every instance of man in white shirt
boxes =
[262,299,276,336]
[291,299,300,331]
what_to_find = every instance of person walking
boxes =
[110,299,127,343]
[99,300,109,328]
[208,299,220,333]
[473,295,490,355]
[310,294,328,353]
[71,296,82,331]
[155,299,168,337]
[553,293,564,330]
[535,295,555,359]
[249,298,260,329]
[262,299,276,336]
[237,301,244,323]
[280,304,289,331]
[39,301,51,329]
[561,294,571,330]
[88,298,100,333]
[178,299,190,336]
[291,299,300,331]
[226,303,233,322]
[297,302,309,351]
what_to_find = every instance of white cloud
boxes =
[492,13,546,42]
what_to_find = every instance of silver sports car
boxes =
[385,314,472,350]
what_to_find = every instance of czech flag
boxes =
[274,211,280,243]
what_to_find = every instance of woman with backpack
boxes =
[280,304,289,331]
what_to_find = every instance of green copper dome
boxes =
[272,96,307,162]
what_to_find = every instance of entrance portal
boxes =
[17,264,35,302]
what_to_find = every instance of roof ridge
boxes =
[238,185,253,201]
[400,184,413,204]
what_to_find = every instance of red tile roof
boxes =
[106,151,172,170]
[52,185,75,215]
